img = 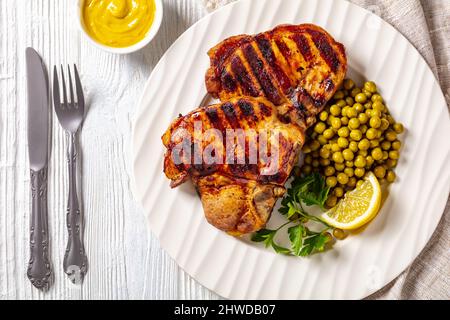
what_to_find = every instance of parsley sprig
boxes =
[251,173,334,257]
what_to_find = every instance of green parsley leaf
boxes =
[288,224,305,256]
[299,231,330,256]
[251,228,291,254]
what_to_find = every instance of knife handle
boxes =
[63,132,87,284]
[27,167,52,290]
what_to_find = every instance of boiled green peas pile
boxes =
[300,79,404,208]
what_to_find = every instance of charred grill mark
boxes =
[307,29,340,73]
[255,35,292,94]
[230,56,260,97]
[292,34,312,62]
[274,39,292,63]
[205,106,226,137]
[221,102,240,128]
[220,69,237,92]
[237,99,258,123]
[229,163,259,177]
[258,102,272,117]
[242,43,283,104]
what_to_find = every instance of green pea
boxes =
[391,140,401,150]
[393,123,404,134]
[382,151,389,160]
[358,113,369,124]
[354,167,365,178]
[348,177,357,187]
[381,141,391,150]
[386,115,395,125]
[335,163,345,171]
[371,93,383,103]
[312,159,320,167]
[324,166,335,176]
[302,165,312,175]
[344,79,355,90]
[314,122,326,134]
[345,97,354,106]
[370,109,382,118]
[358,138,370,151]
[338,127,350,137]
[319,111,328,122]
[374,165,386,179]
[303,145,312,153]
[364,81,377,93]
[386,159,397,168]
[386,170,396,183]
[344,167,354,177]
[356,180,364,188]
[336,99,347,108]
[364,102,372,109]
[337,172,349,185]
[331,117,342,129]
[337,137,349,148]
[333,90,345,100]
[310,140,321,151]
[319,147,330,159]
[358,150,368,157]
[372,101,384,112]
[351,87,361,97]
[317,135,328,145]
[354,155,367,168]
[330,105,341,116]
[353,103,363,114]
[385,130,397,141]
[366,155,374,167]
[320,158,330,166]
[341,106,349,117]
[389,150,400,160]
[304,154,312,164]
[342,149,354,161]
[332,151,344,163]
[326,195,338,207]
[360,124,368,134]
[362,89,372,98]
[350,129,363,141]
[380,118,390,131]
[370,139,380,148]
[355,93,368,103]
[326,176,338,187]
[371,147,383,161]
[341,116,349,125]
[346,107,357,118]
[370,116,381,129]
[323,129,335,140]
[331,143,341,152]
[366,128,378,140]
[334,186,345,197]
[349,141,358,152]
[349,118,360,129]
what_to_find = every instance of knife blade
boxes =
[26,47,52,290]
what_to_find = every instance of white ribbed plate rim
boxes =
[132,0,450,299]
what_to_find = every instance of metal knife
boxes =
[26,47,52,290]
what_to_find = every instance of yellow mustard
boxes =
[83,0,156,48]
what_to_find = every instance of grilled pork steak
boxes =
[163,24,347,235]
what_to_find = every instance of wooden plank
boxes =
[0,0,220,300]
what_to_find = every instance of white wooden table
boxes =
[0,0,220,300]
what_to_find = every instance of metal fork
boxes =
[53,65,87,283]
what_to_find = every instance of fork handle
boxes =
[63,132,87,283]
[28,167,52,290]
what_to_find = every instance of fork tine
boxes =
[60,65,68,108]
[53,65,60,109]
[67,65,75,108]
[73,64,84,112]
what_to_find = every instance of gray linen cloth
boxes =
[201,0,450,300]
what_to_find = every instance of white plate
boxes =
[132,0,450,299]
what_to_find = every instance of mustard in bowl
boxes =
[78,0,163,53]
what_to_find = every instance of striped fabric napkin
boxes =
[201,0,450,300]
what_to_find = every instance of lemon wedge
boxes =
[321,172,382,230]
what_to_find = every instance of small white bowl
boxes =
[77,0,163,54]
